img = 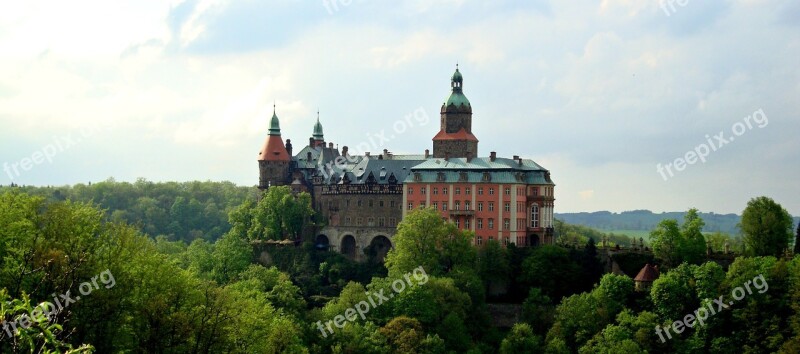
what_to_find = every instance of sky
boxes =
[0,0,798,215]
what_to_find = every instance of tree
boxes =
[794,223,800,255]
[740,197,793,256]
[384,207,475,277]
[228,186,314,242]
[499,323,542,354]
[650,209,707,267]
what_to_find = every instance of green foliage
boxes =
[650,208,707,267]
[519,245,583,300]
[1,179,253,243]
[499,323,543,354]
[228,186,315,241]
[740,196,794,256]
[385,207,476,278]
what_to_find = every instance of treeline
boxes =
[556,209,799,235]
[1,178,255,243]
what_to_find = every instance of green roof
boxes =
[313,118,324,139]
[268,110,281,136]
[445,91,470,107]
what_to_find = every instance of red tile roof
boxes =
[257,135,290,161]
[432,128,479,142]
[634,264,660,282]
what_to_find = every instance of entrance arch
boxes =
[315,234,330,250]
[366,235,392,263]
[341,235,357,259]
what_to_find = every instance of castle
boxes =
[257,66,555,261]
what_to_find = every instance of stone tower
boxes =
[258,106,291,189]
[432,65,478,158]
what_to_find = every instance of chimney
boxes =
[365,152,370,157]
[383,149,389,159]
[490,151,497,162]
[424,149,430,158]
[309,137,314,147]
[513,155,519,160]
[378,154,383,160]
[285,139,292,156]
[466,151,473,162]
[342,146,349,157]
[328,142,334,149]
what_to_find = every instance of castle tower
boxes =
[258,106,291,189]
[432,64,478,158]
[311,111,325,148]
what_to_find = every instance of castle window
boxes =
[531,204,539,228]
[465,201,471,210]
[433,187,438,195]
[433,202,438,209]
[489,188,494,195]
[477,236,483,245]
[505,203,510,212]
[408,187,413,195]
[489,202,494,211]
[505,187,511,195]
[465,219,470,229]
[368,217,374,226]
[455,187,460,195]
[482,172,491,182]
[454,201,460,210]
[443,187,448,195]
[389,218,396,226]
[477,218,483,229]
[378,217,385,227]
[408,203,413,210]
[421,187,427,195]
[465,187,471,195]
[437,172,446,182]
[357,200,363,207]
[532,187,538,196]
[414,173,422,182]
[504,218,510,230]
[478,187,483,195]
[478,202,483,211]
[345,217,351,225]
[379,200,384,207]
[488,219,494,229]
[390,200,396,208]
[454,219,460,228]
[442,202,448,211]
[357,217,363,226]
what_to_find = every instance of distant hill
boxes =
[555,210,800,235]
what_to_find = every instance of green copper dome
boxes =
[313,117,324,140]
[268,108,281,136]
[445,65,470,107]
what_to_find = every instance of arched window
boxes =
[531,204,539,228]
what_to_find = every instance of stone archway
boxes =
[366,235,392,263]
[530,234,540,247]
[315,234,330,250]
[341,235,357,259]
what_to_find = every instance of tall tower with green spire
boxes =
[258,104,291,189]
[432,64,478,158]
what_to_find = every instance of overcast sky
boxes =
[1,0,798,215]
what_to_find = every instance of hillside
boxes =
[556,209,800,235]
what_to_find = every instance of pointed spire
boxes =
[313,109,324,140]
[268,103,281,136]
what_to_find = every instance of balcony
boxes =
[449,209,475,216]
